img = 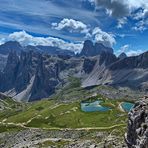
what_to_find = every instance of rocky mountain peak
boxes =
[79,40,114,57]
[80,40,94,57]
[94,42,113,54]
[109,51,148,70]
[0,41,75,56]
[118,52,127,59]
[0,41,23,55]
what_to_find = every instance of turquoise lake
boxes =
[121,102,134,112]
[81,100,111,112]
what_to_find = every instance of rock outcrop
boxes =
[125,96,148,148]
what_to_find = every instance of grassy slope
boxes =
[0,77,129,133]
[1,98,127,129]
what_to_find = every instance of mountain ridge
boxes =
[0,41,147,101]
[0,41,75,56]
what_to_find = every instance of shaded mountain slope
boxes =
[82,51,148,91]
[0,40,147,101]
[79,40,113,57]
[0,51,85,101]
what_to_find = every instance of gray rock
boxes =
[79,40,113,57]
[118,52,127,60]
[125,96,148,148]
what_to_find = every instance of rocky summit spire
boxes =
[118,52,127,59]
[79,40,114,57]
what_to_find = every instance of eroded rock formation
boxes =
[125,96,148,148]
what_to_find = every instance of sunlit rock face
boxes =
[125,96,148,148]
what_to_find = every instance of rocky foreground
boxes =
[0,97,148,147]
[125,96,148,148]
[0,128,126,148]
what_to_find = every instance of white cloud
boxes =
[117,44,147,56]
[133,9,148,20]
[95,0,148,29]
[132,19,148,31]
[3,31,83,53]
[95,0,148,17]
[92,27,116,47]
[126,49,145,56]
[52,18,90,34]
[51,18,116,48]
[117,17,127,28]
[120,44,130,52]
[0,0,99,42]
[116,44,129,56]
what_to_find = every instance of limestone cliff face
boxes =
[125,96,148,148]
[0,51,85,101]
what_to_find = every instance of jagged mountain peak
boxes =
[0,41,23,55]
[118,52,127,59]
[79,40,114,57]
[0,41,75,56]
[109,51,148,70]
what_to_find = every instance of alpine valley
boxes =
[0,0,148,147]
[0,40,147,148]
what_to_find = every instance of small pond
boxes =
[81,100,111,112]
[121,102,134,112]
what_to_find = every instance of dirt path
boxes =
[0,121,126,131]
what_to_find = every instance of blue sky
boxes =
[0,0,148,55]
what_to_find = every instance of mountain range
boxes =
[0,40,147,101]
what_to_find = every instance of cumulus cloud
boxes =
[4,31,83,53]
[51,18,116,47]
[92,27,116,47]
[52,18,90,34]
[95,0,148,30]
